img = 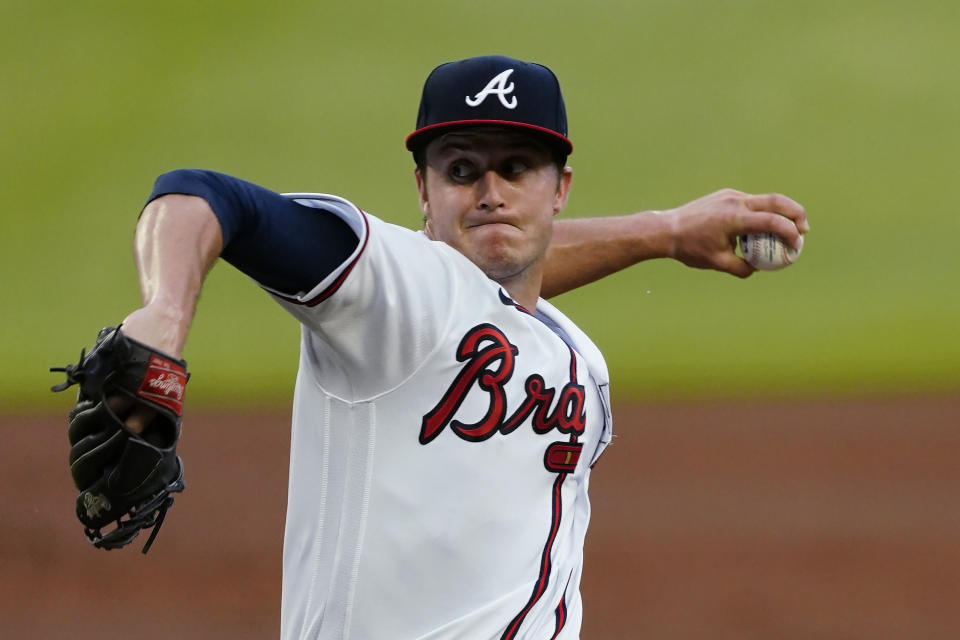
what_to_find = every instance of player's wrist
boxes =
[121,304,191,359]
[630,209,678,261]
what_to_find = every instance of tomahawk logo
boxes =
[465,69,518,109]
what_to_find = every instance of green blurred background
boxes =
[3,0,958,411]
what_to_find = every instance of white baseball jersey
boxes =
[262,193,613,639]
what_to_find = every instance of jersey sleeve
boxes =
[148,171,469,402]
[147,169,359,296]
[266,194,471,401]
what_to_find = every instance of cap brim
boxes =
[405,119,573,156]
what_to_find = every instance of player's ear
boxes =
[415,168,430,214]
[553,166,573,215]
[415,168,435,237]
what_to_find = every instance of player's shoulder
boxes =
[281,191,483,281]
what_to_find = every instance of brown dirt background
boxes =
[3,395,958,639]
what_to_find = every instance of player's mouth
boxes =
[465,218,520,230]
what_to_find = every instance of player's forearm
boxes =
[542,211,673,298]
[543,189,809,296]
[129,194,224,357]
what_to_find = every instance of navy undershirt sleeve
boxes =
[146,169,360,295]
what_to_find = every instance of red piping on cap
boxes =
[405,119,573,154]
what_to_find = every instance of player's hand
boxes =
[661,189,808,278]
[105,305,188,434]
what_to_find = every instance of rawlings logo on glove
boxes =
[139,356,188,414]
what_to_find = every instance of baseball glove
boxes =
[50,326,188,553]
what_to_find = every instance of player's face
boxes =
[417,129,572,286]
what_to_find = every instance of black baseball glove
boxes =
[51,326,188,553]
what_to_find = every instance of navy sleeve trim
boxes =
[147,169,360,296]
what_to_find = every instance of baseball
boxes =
[739,232,804,270]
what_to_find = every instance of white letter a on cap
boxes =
[465,69,518,109]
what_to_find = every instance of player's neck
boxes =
[496,273,542,312]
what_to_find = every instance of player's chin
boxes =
[473,248,530,282]
[462,229,534,275]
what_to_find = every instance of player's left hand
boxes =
[662,189,808,278]
[50,325,189,553]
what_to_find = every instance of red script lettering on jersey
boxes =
[420,324,586,445]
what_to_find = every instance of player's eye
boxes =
[448,161,476,181]
[501,158,529,178]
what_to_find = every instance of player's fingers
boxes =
[124,406,155,435]
[106,394,133,418]
[738,209,805,250]
[713,251,755,279]
[727,255,755,279]
[745,193,809,233]
[105,394,151,434]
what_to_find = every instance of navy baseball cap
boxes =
[406,55,572,157]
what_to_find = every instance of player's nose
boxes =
[476,170,506,211]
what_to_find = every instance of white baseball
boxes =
[739,233,803,271]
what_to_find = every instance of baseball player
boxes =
[58,55,807,638]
